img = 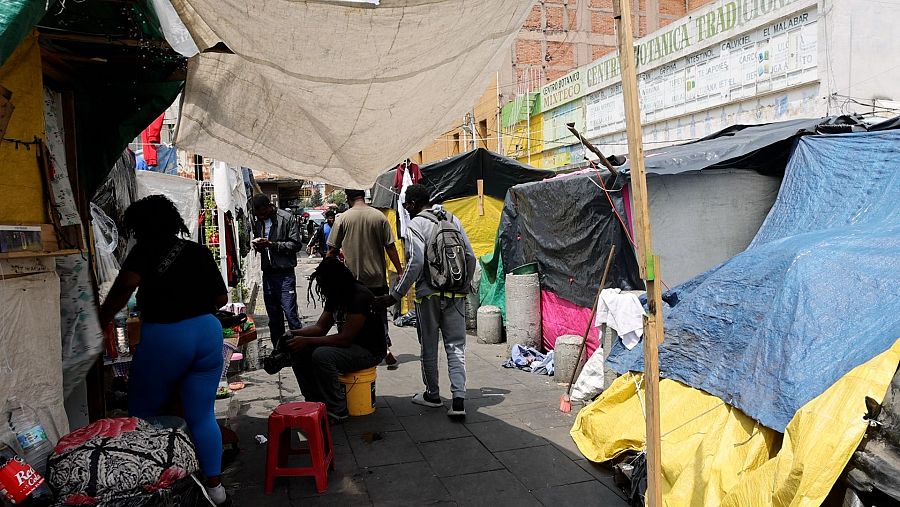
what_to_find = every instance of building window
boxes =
[478,119,488,149]
[452,133,460,155]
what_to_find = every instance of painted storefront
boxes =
[509,0,831,169]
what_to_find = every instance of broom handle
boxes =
[566,245,616,394]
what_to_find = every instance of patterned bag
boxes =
[48,418,200,506]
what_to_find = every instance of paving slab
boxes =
[466,419,547,452]
[533,425,583,460]
[362,462,452,506]
[398,412,472,443]
[384,395,439,417]
[573,459,629,501]
[495,445,593,490]
[418,436,503,477]
[532,480,626,506]
[343,407,404,435]
[513,405,578,431]
[347,430,424,468]
[440,469,543,507]
[285,465,369,499]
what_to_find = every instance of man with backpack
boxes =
[375,184,476,417]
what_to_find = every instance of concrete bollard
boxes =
[554,334,587,385]
[505,273,541,353]
[465,292,480,330]
[477,306,503,344]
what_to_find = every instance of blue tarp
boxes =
[607,130,900,431]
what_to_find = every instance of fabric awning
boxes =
[172,0,535,187]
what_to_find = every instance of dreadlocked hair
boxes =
[307,257,359,308]
[124,194,189,241]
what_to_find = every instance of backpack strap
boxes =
[156,239,186,276]
[417,209,452,223]
[416,210,439,224]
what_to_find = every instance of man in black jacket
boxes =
[252,194,302,350]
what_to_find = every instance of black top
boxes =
[323,284,387,358]
[122,238,228,323]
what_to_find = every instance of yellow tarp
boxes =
[383,207,410,315]
[382,195,505,314]
[571,338,900,506]
[0,33,46,224]
[441,195,504,260]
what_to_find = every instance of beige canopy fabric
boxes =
[172,0,534,187]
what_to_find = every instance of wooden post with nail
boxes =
[0,85,14,145]
[612,0,665,505]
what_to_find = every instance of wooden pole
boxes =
[565,122,619,176]
[476,179,485,216]
[612,1,664,506]
[0,85,14,145]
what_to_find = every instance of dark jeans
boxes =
[292,345,382,417]
[263,270,302,348]
[368,285,391,348]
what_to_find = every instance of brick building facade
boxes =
[416,0,717,165]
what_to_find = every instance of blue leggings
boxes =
[129,314,224,477]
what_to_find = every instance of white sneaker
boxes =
[411,392,443,408]
[447,397,465,418]
[205,484,227,505]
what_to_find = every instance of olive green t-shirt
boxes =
[327,205,396,288]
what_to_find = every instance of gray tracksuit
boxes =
[390,205,476,399]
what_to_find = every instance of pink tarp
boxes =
[541,290,600,357]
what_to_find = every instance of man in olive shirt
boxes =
[327,189,403,366]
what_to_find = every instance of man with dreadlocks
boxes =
[285,257,387,422]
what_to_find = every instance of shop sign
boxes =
[541,70,585,110]
[584,0,811,95]
[585,6,817,137]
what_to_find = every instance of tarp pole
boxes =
[0,85,13,145]
[613,1,664,505]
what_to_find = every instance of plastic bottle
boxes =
[0,444,52,506]
[114,311,129,355]
[126,312,141,350]
[4,399,52,478]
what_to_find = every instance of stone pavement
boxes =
[216,264,628,506]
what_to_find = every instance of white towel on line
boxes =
[594,288,645,350]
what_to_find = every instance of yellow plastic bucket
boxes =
[338,367,377,416]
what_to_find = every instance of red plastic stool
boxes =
[264,402,335,494]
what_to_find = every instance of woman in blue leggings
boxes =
[100,195,229,504]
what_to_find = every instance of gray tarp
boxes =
[619,116,866,176]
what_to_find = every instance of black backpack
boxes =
[417,209,470,292]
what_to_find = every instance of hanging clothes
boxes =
[393,159,422,191]
[140,113,165,167]
[397,164,414,238]
[223,211,241,287]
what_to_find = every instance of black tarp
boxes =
[845,366,900,503]
[370,148,550,208]
[867,115,900,132]
[618,116,867,177]
[496,116,869,308]
[499,170,643,308]
[38,1,186,196]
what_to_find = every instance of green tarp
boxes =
[479,228,507,322]
[0,1,48,67]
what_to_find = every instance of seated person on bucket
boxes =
[285,257,386,422]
